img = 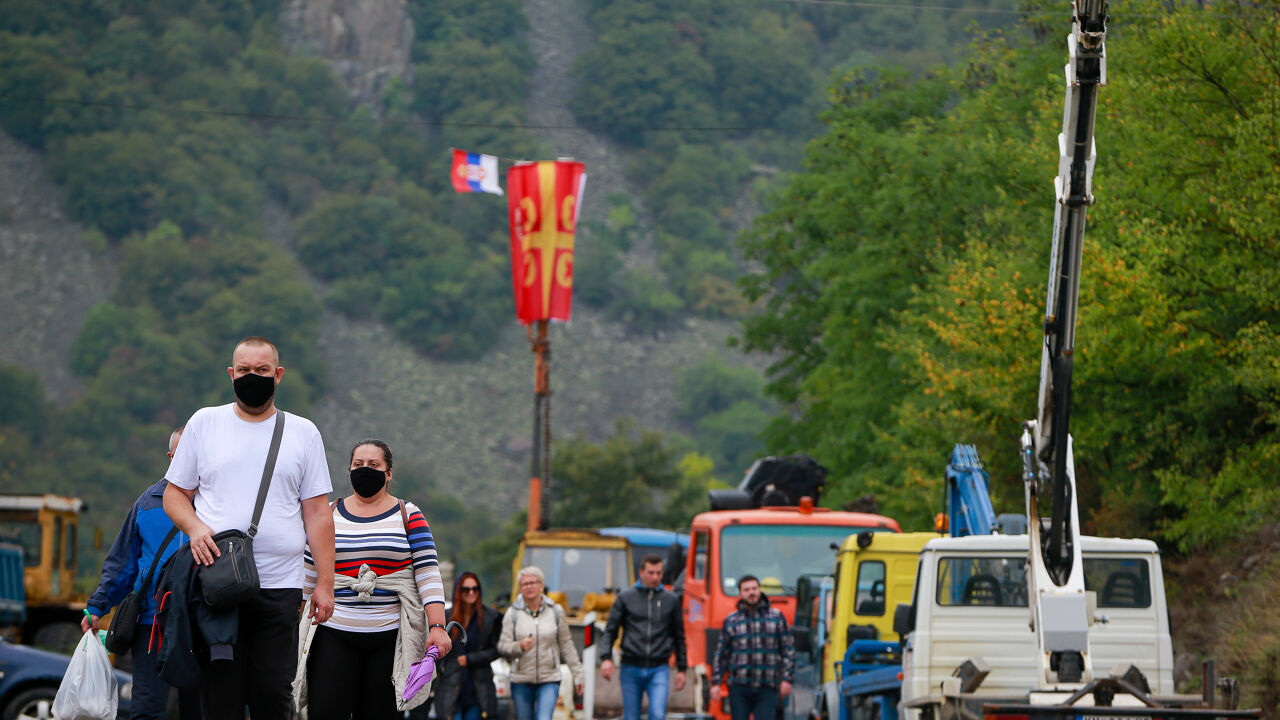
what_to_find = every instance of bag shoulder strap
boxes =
[140,525,181,595]
[248,411,287,538]
[398,500,410,536]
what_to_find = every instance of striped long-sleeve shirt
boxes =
[303,498,446,633]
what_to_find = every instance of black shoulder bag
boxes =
[199,411,286,612]
[104,524,180,655]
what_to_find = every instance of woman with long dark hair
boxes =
[435,572,501,720]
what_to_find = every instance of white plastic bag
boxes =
[52,630,118,720]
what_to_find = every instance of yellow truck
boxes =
[511,529,632,643]
[0,493,90,651]
[796,532,935,720]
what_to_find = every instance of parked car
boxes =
[0,636,132,720]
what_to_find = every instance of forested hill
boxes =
[0,0,1013,562]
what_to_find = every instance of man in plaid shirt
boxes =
[711,575,796,720]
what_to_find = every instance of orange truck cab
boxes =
[675,465,901,720]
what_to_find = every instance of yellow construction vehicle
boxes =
[0,494,90,651]
[511,529,632,647]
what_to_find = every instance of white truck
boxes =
[895,534,1183,719]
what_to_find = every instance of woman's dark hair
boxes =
[450,572,483,639]
[349,439,393,470]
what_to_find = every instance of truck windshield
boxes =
[720,525,887,596]
[0,511,41,568]
[523,546,629,606]
[936,556,1152,608]
[937,556,1029,607]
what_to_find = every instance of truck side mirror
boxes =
[665,542,685,585]
[793,626,812,654]
[893,602,915,638]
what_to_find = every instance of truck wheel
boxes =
[32,622,82,654]
[4,687,57,720]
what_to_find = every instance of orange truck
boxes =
[669,456,901,720]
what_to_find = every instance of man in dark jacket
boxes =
[84,427,199,720]
[711,575,795,720]
[601,555,687,720]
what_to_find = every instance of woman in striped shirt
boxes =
[302,439,452,720]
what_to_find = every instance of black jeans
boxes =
[200,588,302,720]
[132,624,200,720]
[307,624,400,720]
[728,684,779,720]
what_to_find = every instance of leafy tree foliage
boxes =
[549,419,717,530]
[738,1,1280,549]
[672,354,772,476]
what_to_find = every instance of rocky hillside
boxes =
[0,131,114,404]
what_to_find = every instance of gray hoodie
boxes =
[498,593,584,685]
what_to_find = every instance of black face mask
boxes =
[350,466,387,498]
[233,372,276,408]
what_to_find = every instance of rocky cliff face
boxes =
[0,131,114,403]
[280,0,415,107]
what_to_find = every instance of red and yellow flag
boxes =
[507,160,586,324]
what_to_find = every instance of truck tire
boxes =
[3,686,57,720]
[32,622,82,654]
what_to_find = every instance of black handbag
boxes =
[199,411,286,612]
[103,524,180,655]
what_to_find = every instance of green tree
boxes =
[549,419,713,529]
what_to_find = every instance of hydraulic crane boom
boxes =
[1021,0,1108,688]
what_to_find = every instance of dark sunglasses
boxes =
[460,586,480,593]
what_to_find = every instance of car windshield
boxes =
[720,524,889,596]
[523,546,629,606]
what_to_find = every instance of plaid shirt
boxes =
[713,597,795,687]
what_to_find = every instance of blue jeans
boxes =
[728,685,779,720]
[620,664,669,720]
[511,682,560,720]
[454,706,482,720]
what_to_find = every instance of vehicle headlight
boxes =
[119,682,132,701]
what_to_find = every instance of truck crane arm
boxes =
[1022,0,1108,688]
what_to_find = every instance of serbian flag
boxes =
[507,160,587,324]
[451,149,504,195]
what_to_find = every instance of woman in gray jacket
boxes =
[498,566,584,720]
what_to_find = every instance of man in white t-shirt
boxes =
[164,336,335,720]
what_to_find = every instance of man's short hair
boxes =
[738,574,760,589]
[233,336,279,365]
[168,425,185,454]
[642,554,664,569]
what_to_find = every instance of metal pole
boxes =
[527,320,551,533]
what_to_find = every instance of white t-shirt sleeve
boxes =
[165,409,202,490]
[298,420,332,500]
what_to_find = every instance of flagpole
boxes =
[528,319,551,533]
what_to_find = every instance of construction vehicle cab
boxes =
[0,494,88,650]
[806,532,936,720]
[513,529,632,653]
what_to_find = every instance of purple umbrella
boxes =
[403,621,468,703]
